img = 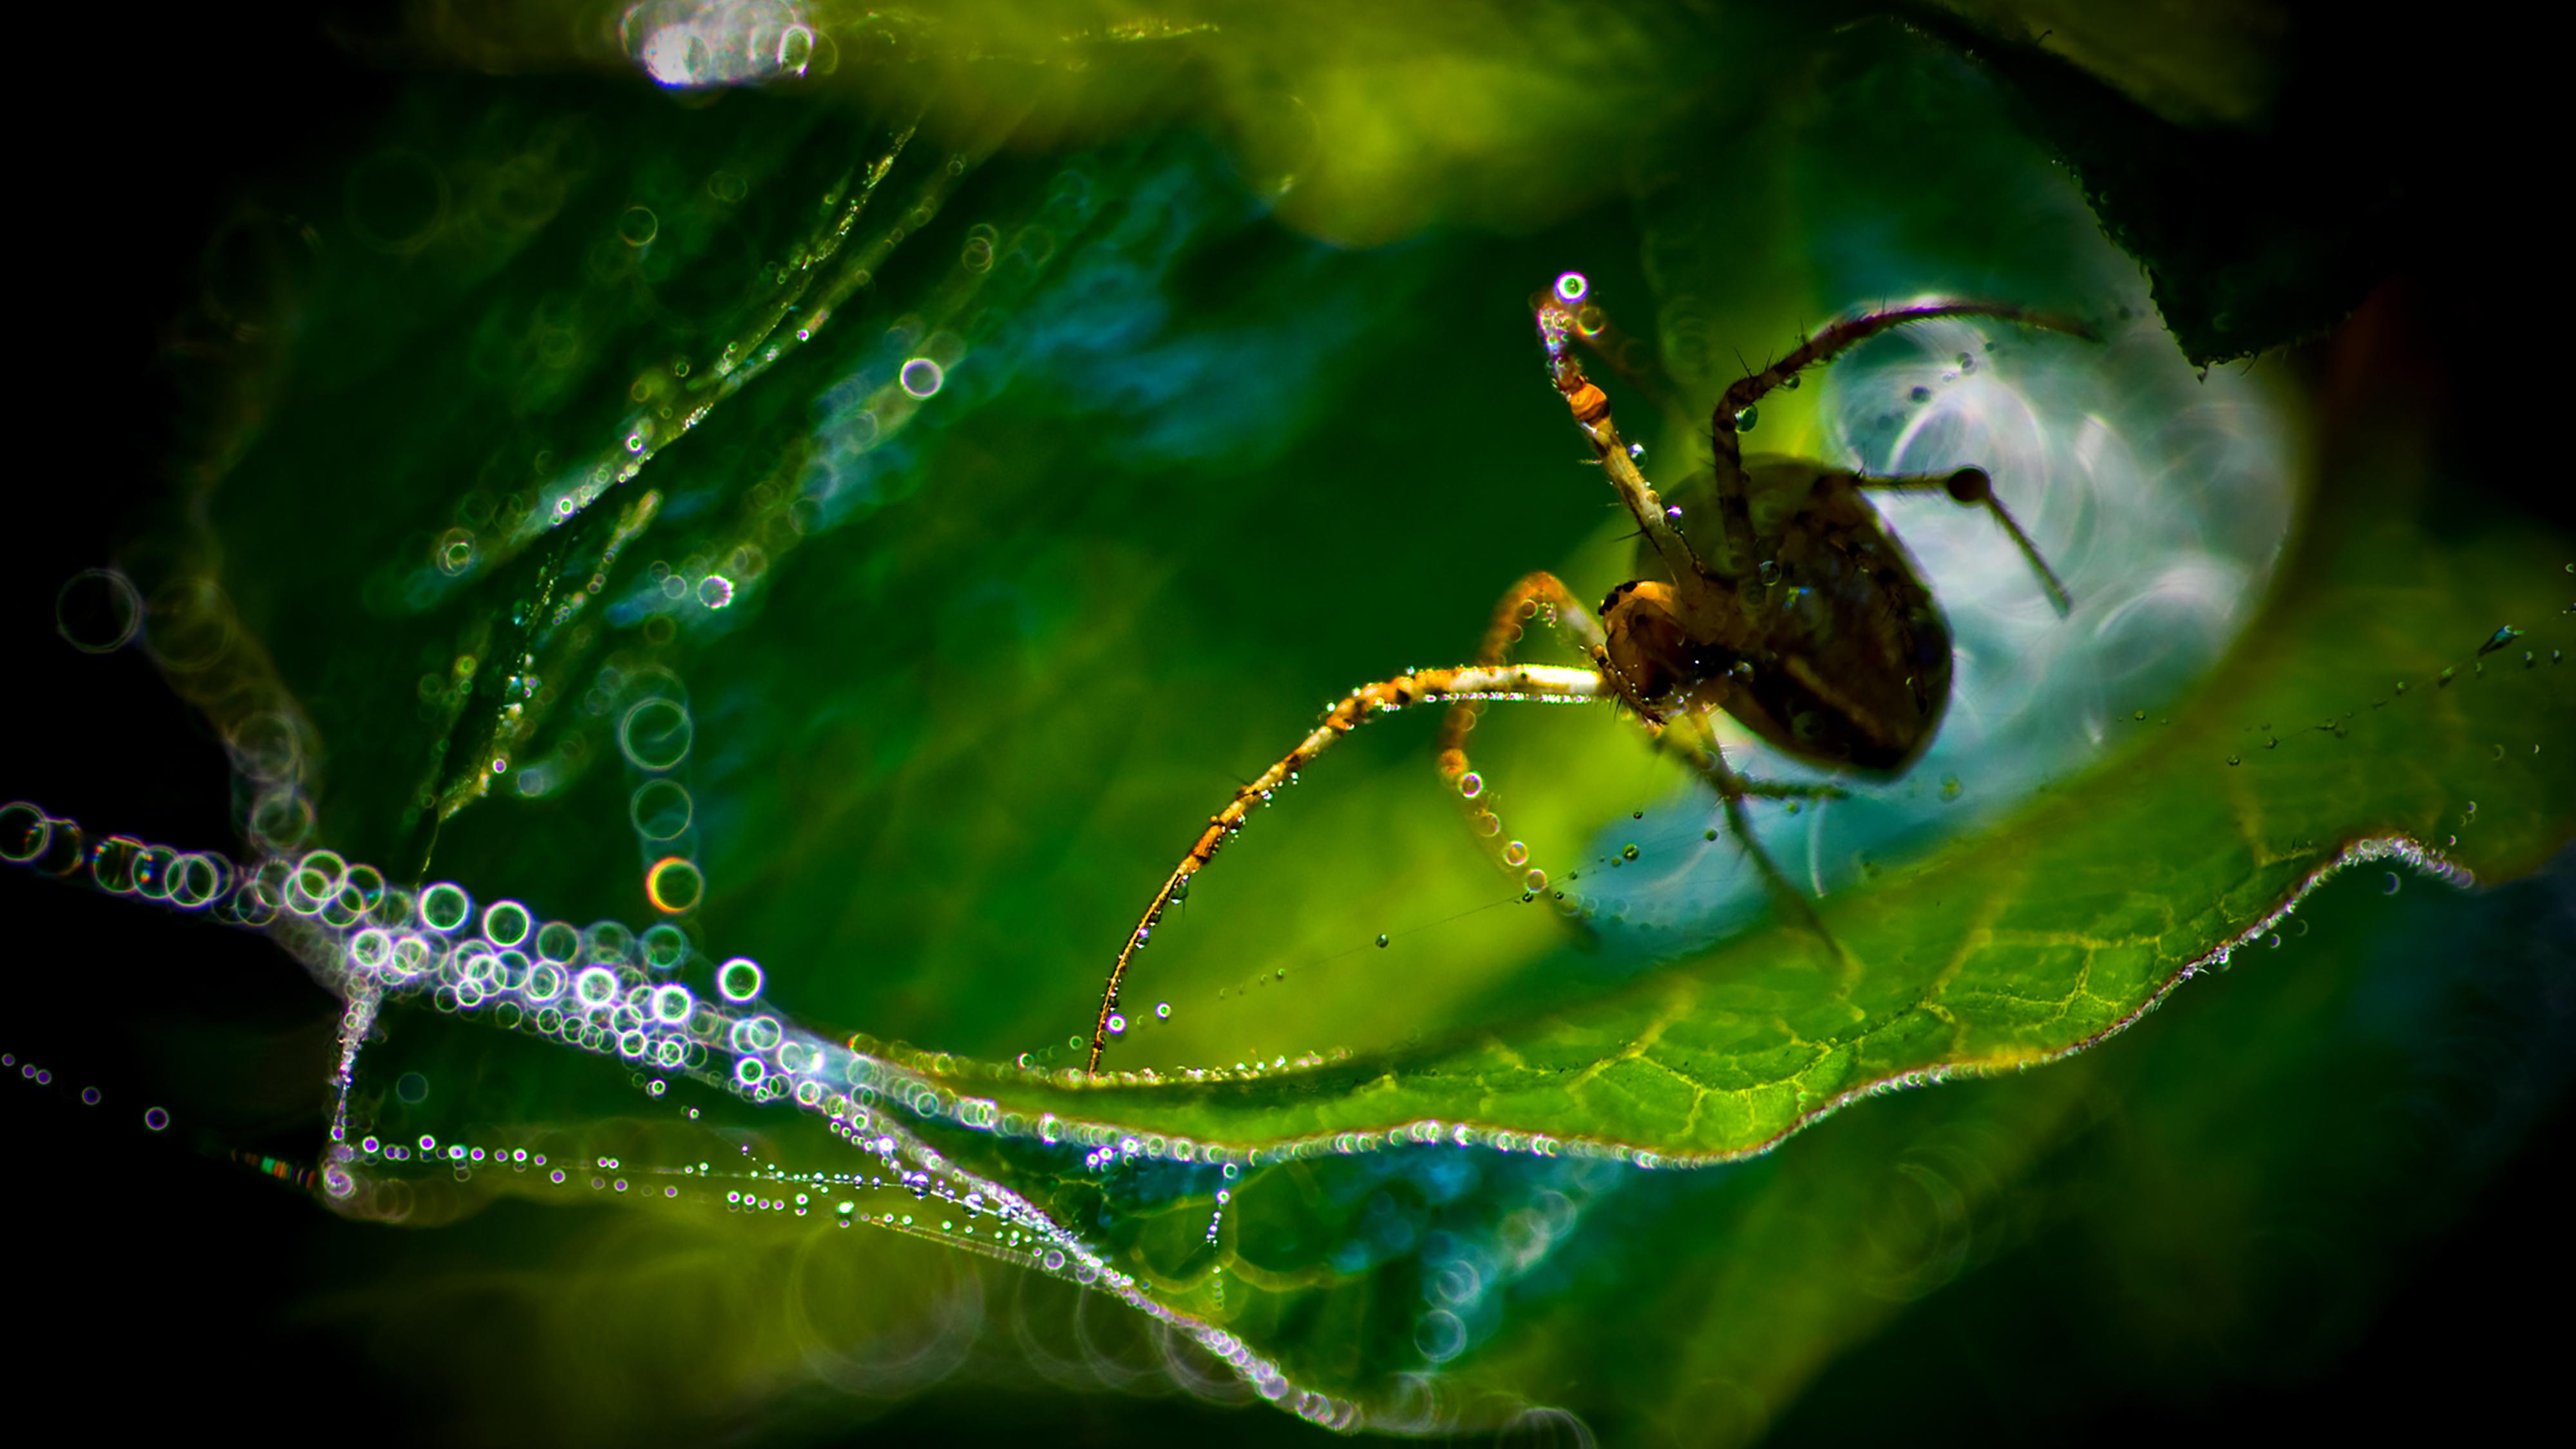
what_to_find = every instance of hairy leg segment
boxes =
[1436,572,1611,893]
[1088,662,1612,1072]
[1844,468,2072,615]
[1707,302,2092,604]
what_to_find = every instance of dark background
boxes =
[3,3,2562,1442]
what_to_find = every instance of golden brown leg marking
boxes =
[1088,661,1611,1073]
[1435,573,1610,890]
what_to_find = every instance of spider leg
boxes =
[1527,283,1697,437]
[1651,715,1853,974]
[1536,294,1706,591]
[1090,661,1613,1073]
[1710,303,2094,612]
[1435,572,1610,893]
[1844,468,2072,615]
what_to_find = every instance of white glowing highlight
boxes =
[625,0,814,90]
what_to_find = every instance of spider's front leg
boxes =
[1088,660,1614,1073]
[1709,302,2094,608]
[1435,571,1613,895]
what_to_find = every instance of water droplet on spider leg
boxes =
[1733,404,1758,432]
[1629,442,1648,460]
[1553,272,1588,304]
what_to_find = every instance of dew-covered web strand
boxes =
[0,797,1372,1429]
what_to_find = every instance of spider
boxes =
[1085,271,2088,1071]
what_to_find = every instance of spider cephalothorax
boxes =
[1084,271,2085,1070]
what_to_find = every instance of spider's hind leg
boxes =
[1708,302,2092,610]
[1846,468,2072,616]
[1654,716,1854,977]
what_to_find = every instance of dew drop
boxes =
[900,357,945,398]
[1374,933,1389,949]
[1621,844,1640,861]
[1155,1001,1171,1019]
